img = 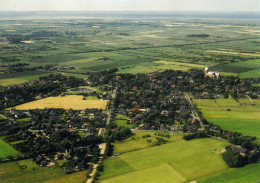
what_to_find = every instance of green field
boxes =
[41,169,89,183]
[0,138,22,159]
[194,98,260,142]
[239,69,260,79]
[0,159,64,183]
[98,138,229,183]
[113,131,183,154]
[0,158,89,183]
[0,71,49,86]
[198,162,260,183]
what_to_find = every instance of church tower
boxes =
[204,67,208,76]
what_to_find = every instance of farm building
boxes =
[204,67,221,79]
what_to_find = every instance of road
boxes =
[86,89,117,183]
[184,92,204,130]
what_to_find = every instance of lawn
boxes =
[12,95,108,110]
[0,138,22,159]
[0,159,65,183]
[98,138,229,183]
[198,162,260,183]
[113,115,132,128]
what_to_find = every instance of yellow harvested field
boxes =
[13,95,108,110]
[143,35,168,39]
[246,30,260,33]
[21,40,35,43]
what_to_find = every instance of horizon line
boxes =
[0,10,259,13]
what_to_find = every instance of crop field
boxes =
[198,162,260,183]
[13,95,108,110]
[0,159,64,183]
[0,16,259,85]
[98,138,229,183]
[193,98,260,142]
[0,138,22,158]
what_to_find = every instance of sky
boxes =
[0,0,259,12]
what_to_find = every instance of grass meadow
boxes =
[0,138,22,159]
[194,98,260,143]
[0,159,64,183]
[98,138,229,183]
[198,162,260,183]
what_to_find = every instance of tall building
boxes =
[204,67,221,79]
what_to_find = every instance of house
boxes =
[94,112,103,121]
[188,118,198,124]
[35,154,51,166]
[160,124,167,131]
[161,110,169,116]
[9,109,21,118]
[115,76,121,80]
[119,108,127,115]
[221,145,247,156]
[68,109,75,116]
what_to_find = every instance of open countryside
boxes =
[0,9,259,183]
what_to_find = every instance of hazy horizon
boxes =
[1,0,259,12]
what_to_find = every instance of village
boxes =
[0,67,259,183]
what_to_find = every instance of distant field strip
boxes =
[207,50,260,57]
[13,95,108,110]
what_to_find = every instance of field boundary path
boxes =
[246,95,255,105]
[0,114,7,119]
